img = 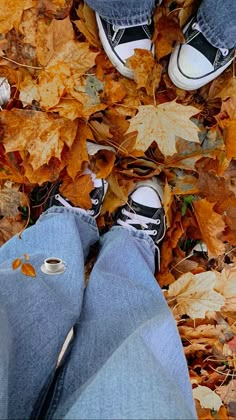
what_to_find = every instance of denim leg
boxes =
[84,0,157,25]
[52,227,197,419]
[0,207,99,420]
[197,0,236,48]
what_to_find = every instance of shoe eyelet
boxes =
[94,199,99,205]
[153,230,157,235]
[221,48,229,57]
[192,22,197,30]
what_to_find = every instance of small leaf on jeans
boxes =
[12,258,22,270]
[21,263,36,277]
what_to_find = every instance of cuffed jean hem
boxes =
[197,8,236,49]
[99,9,154,26]
[41,207,98,231]
[109,225,156,255]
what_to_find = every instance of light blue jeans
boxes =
[86,0,236,48]
[0,207,197,419]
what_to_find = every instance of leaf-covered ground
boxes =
[0,0,236,417]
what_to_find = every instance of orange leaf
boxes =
[66,122,92,180]
[0,109,78,171]
[193,199,225,258]
[127,49,155,90]
[223,120,236,159]
[153,14,184,60]
[12,258,22,270]
[60,174,94,209]
[0,0,36,34]
[21,263,36,277]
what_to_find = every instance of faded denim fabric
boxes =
[85,0,236,48]
[0,207,197,419]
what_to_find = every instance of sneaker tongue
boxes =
[131,199,158,218]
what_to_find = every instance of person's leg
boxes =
[197,0,236,49]
[168,0,235,89]
[84,0,156,26]
[0,207,99,419]
[87,0,161,78]
[50,180,196,419]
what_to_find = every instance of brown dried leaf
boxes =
[193,199,226,258]
[60,174,94,209]
[1,109,78,170]
[74,2,100,47]
[127,49,155,90]
[0,0,36,34]
[21,263,36,277]
[0,216,25,246]
[12,258,22,270]
[0,184,27,217]
[153,14,185,60]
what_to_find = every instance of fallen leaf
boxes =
[126,101,200,156]
[12,258,22,270]
[0,0,36,34]
[223,120,236,159]
[215,265,236,313]
[0,184,27,217]
[60,174,94,209]
[178,0,200,27]
[193,385,223,411]
[163,180,173,228]
[66,122,92,180]
[127,49,155,90]
[1,109,78,170]
[74,2,100,48]
[167,271,225,319]
[193,199,225,258]
[153,14,185,60]
[21,263,36,277]
[0,216,25,246]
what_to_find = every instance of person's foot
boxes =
[114,178,166,268]
[168,16,235,90]
[96,13,154,78]
[40,142,115,218]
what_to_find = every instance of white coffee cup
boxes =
[44,257,64,273]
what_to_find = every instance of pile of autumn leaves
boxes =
[0,0,236,417]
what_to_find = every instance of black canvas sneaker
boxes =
[114,178,166,269]
[41,142,115,218]
[168,16,235,90]
[44,169,108,218]
[96,13,154,78]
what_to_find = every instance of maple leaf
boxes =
[127,49,155,89]
[0,0,36,34]
[126,101,200,156]
[65,121,92,180]
[167,271,225,319]
[153,13,185,60]
[0,109,78,171]
[193,199,225,258]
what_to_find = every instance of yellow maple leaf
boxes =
[126,101,200,156]
[1,109,78,170]
[167,271,225,319]
[0,0,36,34]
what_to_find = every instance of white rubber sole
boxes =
[96,13,134,79]
[168,44,234,90]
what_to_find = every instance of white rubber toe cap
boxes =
[177,44,213,78]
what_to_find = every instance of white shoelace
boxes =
[192,22,229,56]
[55,194,98,216]
[112,19,151,42]
[117,208,160,235]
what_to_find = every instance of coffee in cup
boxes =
[44,257,64,273]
